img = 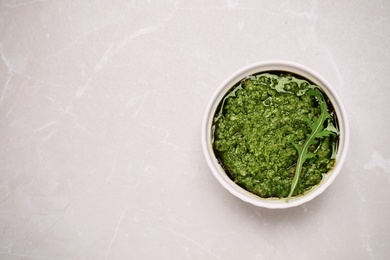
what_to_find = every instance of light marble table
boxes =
[1,1,389,259]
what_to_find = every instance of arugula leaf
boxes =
[286,88,335,202]
[257,73,315,95]
[324,119,339,135]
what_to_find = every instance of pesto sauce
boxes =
[213,72,338,198]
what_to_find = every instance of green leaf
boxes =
[304,152,316,160]
[324,120,339,135]
[286,88,333,202]
[315,129,333,138]
[292,141,302,154]
[258,73,315,95]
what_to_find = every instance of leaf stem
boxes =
[286,88,331,202]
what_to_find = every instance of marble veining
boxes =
[364,151,390,174]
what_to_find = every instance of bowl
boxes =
[201,60,349,209]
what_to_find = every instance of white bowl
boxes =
[201,60,349,209]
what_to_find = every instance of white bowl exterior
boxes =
[202,60,349,209]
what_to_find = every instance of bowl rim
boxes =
[201,60,349,209]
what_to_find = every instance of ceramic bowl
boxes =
[201,60,349,209]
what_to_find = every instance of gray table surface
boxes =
[1,1,389,259]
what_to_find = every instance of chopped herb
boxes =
[213,72,339,199]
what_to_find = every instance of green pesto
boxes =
[212,72,338,199]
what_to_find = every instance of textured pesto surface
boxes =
[213,73,337,198]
